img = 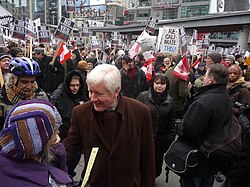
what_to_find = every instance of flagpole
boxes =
[0,68,4,87]
[29,0,33,59]
[29,37,33,58]
[50,40,63,65]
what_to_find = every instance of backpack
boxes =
[199,114,241,160]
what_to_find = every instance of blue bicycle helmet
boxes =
[9,57,40,76]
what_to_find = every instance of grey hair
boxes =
[86,64,121,94]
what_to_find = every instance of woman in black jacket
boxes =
[50,70,89,140]
[137,73,176,179]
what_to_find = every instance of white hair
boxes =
[86,64,121,94]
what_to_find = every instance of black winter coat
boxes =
[177,84,232,177]
[120,66,148,99]
[51,70,89,140]
[222,115,250,187]
[137,88,176,177]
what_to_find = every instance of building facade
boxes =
[124,0,210,24]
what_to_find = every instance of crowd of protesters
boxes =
[0,40,250,187]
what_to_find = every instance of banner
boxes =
[38,26,50,44]
[54,17,75,42]
[157,26,179,54]
[66,0,75,13]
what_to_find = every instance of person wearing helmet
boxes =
[0,57,49,132]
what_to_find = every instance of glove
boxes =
[48,64,57,73]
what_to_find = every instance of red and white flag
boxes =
[172,55,190,81]
[192,58,201,69]
[57,42,71,64]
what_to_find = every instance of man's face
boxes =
[205,56,214,67]
[0,57,10,72]
[163,58,171,67]
[126,60,134,69]
[87,62,93,70]
[88,82,119,112]
[33,53,43,60]
[237,57,244,63]
[17,76,36,98]
[203,69,213,86]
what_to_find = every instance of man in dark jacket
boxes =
[177,63,232,187]
[120,55,148,99]
[33,48,65,95]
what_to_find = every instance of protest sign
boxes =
[66,0,75,13]
[157,26,179,54]
[90,36,100,49]
[179,26,187,54]
[54,17,75,42]
[38,26,50,44]
[81,28,91,38]
[136,31,156,52]
[73,36,84,47]
[111,32,123,49]
[12,19,26,40]
[201,33,210,49]
[25,17,37,38]
[145,17,158,34]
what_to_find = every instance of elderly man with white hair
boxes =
[63,64,155,187]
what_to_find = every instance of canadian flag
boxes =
[57,42,71,64]
[146,63,154,83]
[172,55,190,81]
[192,58,201,69]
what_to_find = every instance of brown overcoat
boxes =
[63,95,155,187]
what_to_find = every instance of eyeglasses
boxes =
[70,84,81,88]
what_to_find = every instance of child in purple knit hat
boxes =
[0,99,72,187]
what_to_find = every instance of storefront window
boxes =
[210,32,239,40]
[182,0,209,2]
[163,9,178,19]
[181,5,209,18]
[137,9,151,18]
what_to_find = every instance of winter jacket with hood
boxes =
[51,70,89,140]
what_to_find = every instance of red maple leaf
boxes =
[178,64,185,73]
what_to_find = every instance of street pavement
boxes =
[73,155,222,187]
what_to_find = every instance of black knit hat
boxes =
[0,53,11,61]
[207,52,222,64]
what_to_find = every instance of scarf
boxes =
[151,87,168,105]
[227,76,245,89]
[5,83,35,105]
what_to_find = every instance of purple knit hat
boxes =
[0,99,62,160]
